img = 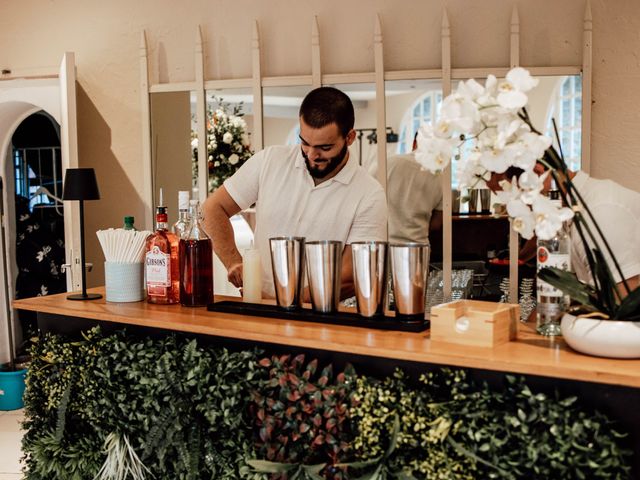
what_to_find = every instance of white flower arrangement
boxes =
[415,67,573,241]
[415,67,640,320]
[191,97,253,192]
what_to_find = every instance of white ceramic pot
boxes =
[560,314,640,359]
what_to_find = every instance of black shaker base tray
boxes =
[207,301,429,333]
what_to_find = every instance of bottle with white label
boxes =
[536,181,571,336]
[172,190,191,238]
[145,189,179,304]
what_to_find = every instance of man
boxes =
[203,87,388,299]
[487,164,640,298]
[387,134,443,244]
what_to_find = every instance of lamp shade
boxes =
[62,168,100,201]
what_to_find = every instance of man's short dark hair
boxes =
[299,87,355,137]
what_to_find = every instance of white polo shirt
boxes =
[225,145,388,297]
[571,171,640,285]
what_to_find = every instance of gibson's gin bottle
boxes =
[536,182,571,336]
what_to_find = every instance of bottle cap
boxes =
[178,190,190,210]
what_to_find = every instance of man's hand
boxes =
[227,262,243,289]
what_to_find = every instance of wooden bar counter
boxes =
[13,287,640,389]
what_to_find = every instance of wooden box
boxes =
[430,300,519,347]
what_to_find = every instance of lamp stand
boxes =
[67,199,102,301]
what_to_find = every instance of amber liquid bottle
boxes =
[179,200,214,306]
[145,205,179,304]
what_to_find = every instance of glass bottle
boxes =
[179,200,213,306]
[145,198,179,304]
[172,190,190,238]
[536,180,571,336]
[123,216,136,230]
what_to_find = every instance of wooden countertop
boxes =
[13,288,640,389]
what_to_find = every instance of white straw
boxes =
[96,228,151,263]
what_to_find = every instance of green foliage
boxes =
[21,329,632,480]
[249,354,357,478]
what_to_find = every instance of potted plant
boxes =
[414,67,640,358]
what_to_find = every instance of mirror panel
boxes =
[263,85,311,147]
[323,82,380,174]
[150,91,196,226]
[205,88,254,194]
[384,78,444,250]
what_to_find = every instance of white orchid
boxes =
[414,67,575,240]
[222,132,233,144]
[228,154,239,165]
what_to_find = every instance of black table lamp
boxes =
[63,168,102,300]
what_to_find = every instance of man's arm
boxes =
[202,186,244,288]
[618,275,640,299]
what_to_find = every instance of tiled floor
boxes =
[0,409,24,480]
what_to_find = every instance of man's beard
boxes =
[302,143,348,179]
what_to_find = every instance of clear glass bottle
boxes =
[123,216,136,231]
[536,181,571,336]
[145,196,179,304]
[172,190,190,238]
[179,200,213,307]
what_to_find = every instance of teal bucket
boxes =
[0,368,27,411]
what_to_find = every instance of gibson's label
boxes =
[146,246,171,296]
[536,246,570,298]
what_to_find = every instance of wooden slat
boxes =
[384,69,442,81]
[204,78,253,90]
[510,6,520,68]
[13,289,640,389]
[509,6,520,304]
[252,20,264,150]
[582,0,593,174]
[139,31,153,230]
[149,82,197,93]
[195,26,207,202]
[441,9,452,299]
[262,75,313,87]
[311,16,321,89]
[374,14,387,190]
[321,72,376,85]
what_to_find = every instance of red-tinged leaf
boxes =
[287,390,301,401]
[259,358,272,367]
[302,403,314,414]
[313,434,325,446]
[292,353,305,368]
[322,388,335,400]
[337,372,345,383]
[304,383,317,393]
[313,413,323,427]
[257,408,265,421]
[326,418,337,430]
[302,370,311,380]
[288,373,300,386]
[300,422,311,433]
[335,404,346,415]
[323,407,335,419]
[279,354,290,364]
[266,445,277,460]
[325,433,336,445]
[318,375,329,387]
[285,405,297,417]
[306,358,318,373]
[320,364,333,379]
[266,398,275,408]
[259,426,269,442]
[292,432,300,441]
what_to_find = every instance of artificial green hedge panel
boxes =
[21,328,631,479]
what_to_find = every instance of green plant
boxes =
[249,354,357,479]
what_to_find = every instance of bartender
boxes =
[202,87,388,299]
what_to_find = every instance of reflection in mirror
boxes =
[150,91,196,226]
[204,88,255,297]
[323,83,380,174]
[263,85,311,147]
[384,79,444,248]
[448,75,583,300]
[204,88,254,194]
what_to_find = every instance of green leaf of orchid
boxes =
[614,285,640,320]
[537,267,600,310]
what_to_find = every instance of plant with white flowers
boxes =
[415,67,640,320]
[191,97,253,193]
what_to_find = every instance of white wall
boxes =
[0,0,638,287]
